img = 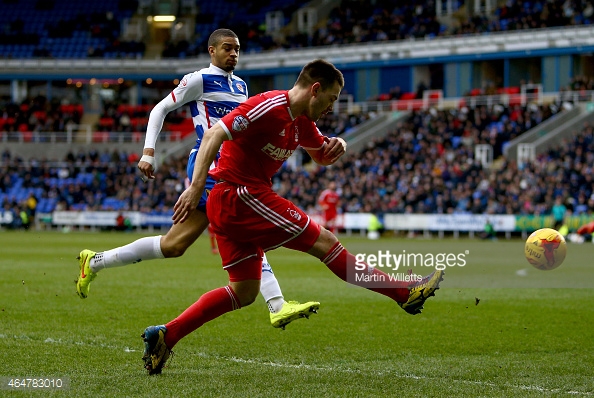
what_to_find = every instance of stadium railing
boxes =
[0,129,187,144]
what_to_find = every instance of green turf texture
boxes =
[0,231,592,397]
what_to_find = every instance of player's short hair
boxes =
[208,29,238,48]
[295,59,344,91]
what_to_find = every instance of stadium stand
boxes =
[1,109,592,223]
[2,0,593,59]
[0,0,140,59]
[276,118,594,218]
[0,95,83,140]
[2,1,594,230]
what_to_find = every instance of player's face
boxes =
[309,81,341,121]
[210,37,240,72]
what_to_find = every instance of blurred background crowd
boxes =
[1,0,594,229]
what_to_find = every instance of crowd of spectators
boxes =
[3,0,594,59]
[0,96,83,140]
[0,147,186,229]
[1,107,592,231]
[453,0,594,35]
[243,0,594,51]
[408,102,559,159]
[314,110,374,137]
[276,119,594,219]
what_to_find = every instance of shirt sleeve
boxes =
[170,72,204,106]
[144,72,202,149]
[299,120,325,150]
[218,100,253,141]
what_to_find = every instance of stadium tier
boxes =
[1,1,594,230]
[1,106,592,225]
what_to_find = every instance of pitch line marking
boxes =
[1,334,590,396]
[193,352,592,396]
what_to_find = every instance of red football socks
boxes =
[322,242,410,303]
[164,286,241,348]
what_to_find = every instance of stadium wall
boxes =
[12,211,591,237]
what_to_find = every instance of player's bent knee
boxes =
[308,227,339,259]
[160,241,188,258]
[229,280,260,307]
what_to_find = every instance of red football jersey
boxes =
[212,90,325,186]
[319,189,340,210]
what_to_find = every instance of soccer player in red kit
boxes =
[141,59,444,375]
[318,181,340,233]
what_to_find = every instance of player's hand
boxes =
[323,137,346,164]
[138,148,156,182]
[172,185,201,224]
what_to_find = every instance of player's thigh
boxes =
[161,209,210,255]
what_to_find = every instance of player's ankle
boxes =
[267,297,285,313]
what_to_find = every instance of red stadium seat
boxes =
[117,104,129,114]
[400,92,417,100]
[60,104,73,114]
[165,118,194,139]
[99,117,115,129]
[33,110,46,122]
[506,86,520,94]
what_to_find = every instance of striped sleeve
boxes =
[219,93,287,139]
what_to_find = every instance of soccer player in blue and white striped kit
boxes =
[76,29,320,330]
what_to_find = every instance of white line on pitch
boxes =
[2,334,591,396]
[193,352,592,396]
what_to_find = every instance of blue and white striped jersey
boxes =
[172,64,248,145]
[144,63,248,150]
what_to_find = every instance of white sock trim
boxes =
[154,235,165,258]
[267,297,285,313]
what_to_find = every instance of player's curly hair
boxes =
[295,59,344,91]
[208,29,238,48]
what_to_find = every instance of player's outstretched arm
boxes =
[138,82,192,180]
[172,123,228,224]
[306,136,346,166]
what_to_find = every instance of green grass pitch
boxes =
[0,230,593,397]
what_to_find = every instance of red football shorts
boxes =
[324,210,337,222]
[207,182,321,280]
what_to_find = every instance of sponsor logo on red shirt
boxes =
[261,143,295,161]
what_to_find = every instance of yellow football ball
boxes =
[524,228,567,270]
